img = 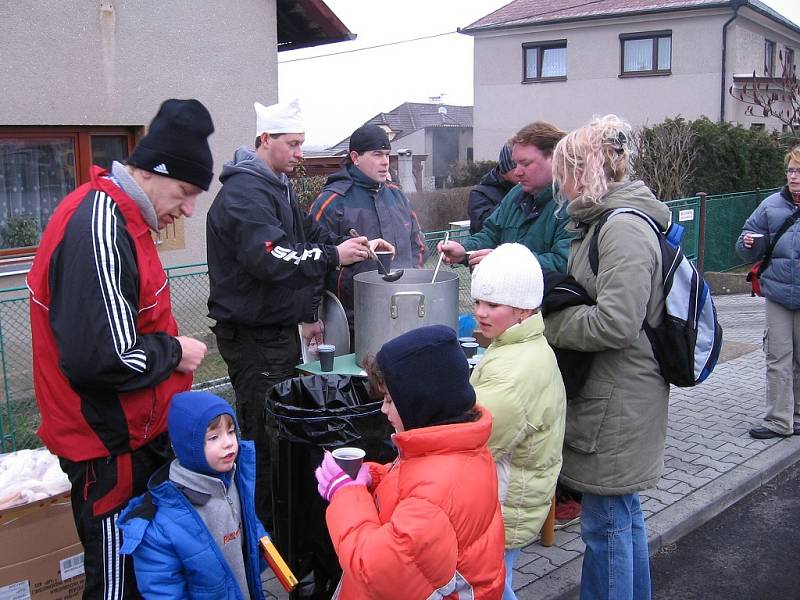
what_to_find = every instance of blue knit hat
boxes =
[168,391,237,476]
[376,325,475,431]
[498,143,516,174]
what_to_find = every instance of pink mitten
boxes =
[315,451,371,502]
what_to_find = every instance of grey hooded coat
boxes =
[544,181,671,496]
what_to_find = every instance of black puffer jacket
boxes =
[309,165,425,325]
[468,167,516,234]
[541,271,595,399]
[207,146,345,327]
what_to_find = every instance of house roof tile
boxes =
[462,0,799,34]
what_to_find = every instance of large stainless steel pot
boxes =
[353,269,459,366]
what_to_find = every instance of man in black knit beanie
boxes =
[29,98,215,600]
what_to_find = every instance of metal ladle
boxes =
[431,231,449,283]
[349,229,404,282]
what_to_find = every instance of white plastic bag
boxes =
[0,447,70,509]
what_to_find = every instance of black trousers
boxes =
[213,321,300,530]
[59,434,171,600]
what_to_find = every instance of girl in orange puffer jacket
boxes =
[316,325,505,599]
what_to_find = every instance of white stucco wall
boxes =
[392,129,427,156]
[470,7,800,160]
[0,0,279,268]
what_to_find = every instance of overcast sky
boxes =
[278,0,800,148]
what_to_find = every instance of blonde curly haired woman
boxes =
[544,115,671,600]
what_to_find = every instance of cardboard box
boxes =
[0,493,85,599]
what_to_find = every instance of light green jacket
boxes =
[471,313,566,548]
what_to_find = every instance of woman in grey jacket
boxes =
[544,115,670,600]
[736,147,800,439]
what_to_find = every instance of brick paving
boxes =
[516,293,800,599]
[262,294,800,599]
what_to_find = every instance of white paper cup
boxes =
[332,447,365,479]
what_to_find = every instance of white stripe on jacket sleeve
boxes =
[91,191,147,373]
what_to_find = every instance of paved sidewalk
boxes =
[516,293,800,599]
[262,294,800,599]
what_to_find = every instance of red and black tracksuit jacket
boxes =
[28,166,191,463]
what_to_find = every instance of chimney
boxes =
[396,149,417,193]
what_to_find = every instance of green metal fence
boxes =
[662,188,778,272]
[0,264,228,453]
[0,234,475,453]
[664,196,701,262]
[0,189,773,451]
[702,188,779,272]
[0,287,35,452]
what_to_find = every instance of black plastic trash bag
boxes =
[264,374,395,600]
[268,375,392,449]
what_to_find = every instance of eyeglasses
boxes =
[787,168,800,176]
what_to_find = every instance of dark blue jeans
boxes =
[580,492,651,600]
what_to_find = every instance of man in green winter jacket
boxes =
[438,122,572,273]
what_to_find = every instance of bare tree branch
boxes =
[631,118,697,200]
[730,50,800,133]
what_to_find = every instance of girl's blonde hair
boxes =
[552,114,632,205]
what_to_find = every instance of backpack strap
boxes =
[588,207,663,275]
[756,204,800,275]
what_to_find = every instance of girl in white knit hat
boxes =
[470,242,567,600]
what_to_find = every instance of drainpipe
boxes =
[720,0,745,122]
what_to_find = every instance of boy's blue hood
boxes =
[168,391,237,477]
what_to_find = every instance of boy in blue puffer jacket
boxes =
[119,391,269,599]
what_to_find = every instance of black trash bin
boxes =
[264,374,395,600]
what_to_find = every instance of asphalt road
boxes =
[651,458,800,599]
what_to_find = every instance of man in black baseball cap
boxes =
[310,123,426,331]
[348,123,393,155]
[28,98,214,599]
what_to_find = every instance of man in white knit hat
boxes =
[469,243,566,600]
[206,98,392,526]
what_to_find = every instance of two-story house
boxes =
[461,0,800,159]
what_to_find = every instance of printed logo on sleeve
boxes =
[270,245,323,265]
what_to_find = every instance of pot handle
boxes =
[390,291,426,319]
